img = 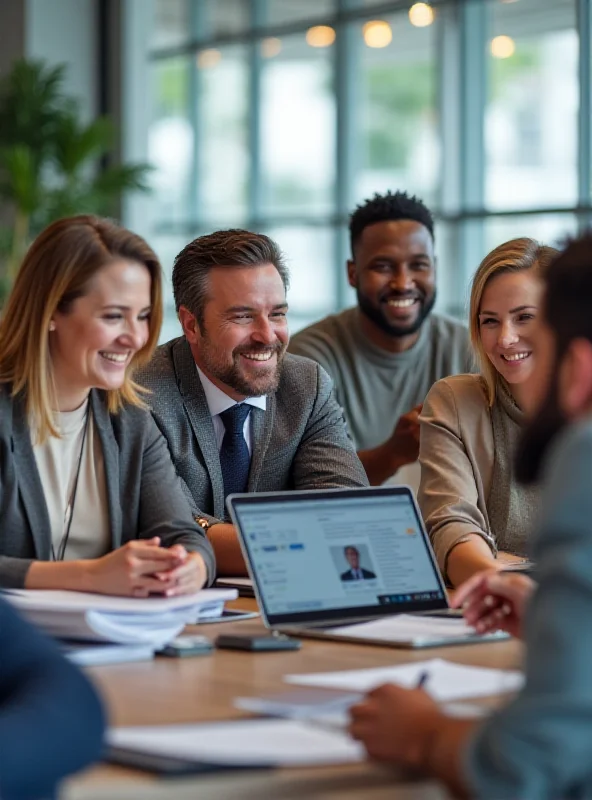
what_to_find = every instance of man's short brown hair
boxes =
[172,229,290,327]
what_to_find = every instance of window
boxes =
[352,10,439,208]
[198,44,250,224]
[260,33,336,217]
[485,0,578,210]
[148,57,193,225]
[128,0,590,339]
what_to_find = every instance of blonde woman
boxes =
[0,215,214,594]
[418,238,558,587]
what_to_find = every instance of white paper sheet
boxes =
[108,718,364,767]
[3,588,236,613]
[322,614,501,645]
[63,642,155,666]
[286,657,524,702]
[234,688,362,720]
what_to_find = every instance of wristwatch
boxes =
[195,516,212,534]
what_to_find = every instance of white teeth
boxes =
[242,352,273,362]
[502,352,530,362]
[100,352,128,363]
[387,298,416,308]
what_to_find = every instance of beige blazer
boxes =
[418,373,497,578]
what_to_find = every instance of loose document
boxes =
[108,718,363,769]
[285,658,524,703]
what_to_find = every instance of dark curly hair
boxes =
[349,191,435,256]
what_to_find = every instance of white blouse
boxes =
[32,399,111,561]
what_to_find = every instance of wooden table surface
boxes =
[63,598,523,800]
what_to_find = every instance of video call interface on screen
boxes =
[234,493,445,617]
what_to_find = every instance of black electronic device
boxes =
[215,632,301,652]
[158,635,214,657]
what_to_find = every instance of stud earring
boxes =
[48,321,56,332]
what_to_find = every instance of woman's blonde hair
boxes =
[0,215,163,439]
[469,237,559,406]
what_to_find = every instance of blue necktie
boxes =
[219,403,252,500]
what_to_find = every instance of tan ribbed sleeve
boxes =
[418,376,496,579]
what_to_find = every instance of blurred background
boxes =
[0,0,587,340]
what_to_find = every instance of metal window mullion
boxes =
[435,1,463,315]
[577,0,592,230]
[188,0,208,229]
[459,0,488,285]
[334,0,359,311]
[248,0,265,228]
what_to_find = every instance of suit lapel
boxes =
[248,397,275,491]
[173,339,226,519]
[91,391,122,550]
[12,397,52,559]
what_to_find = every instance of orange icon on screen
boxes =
[406,528,416,536]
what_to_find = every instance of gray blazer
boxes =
[0,387,215,588]
[136,337,368,522]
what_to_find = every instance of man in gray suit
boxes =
[137,230,368,575]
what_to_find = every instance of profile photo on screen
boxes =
[340,545,377,581]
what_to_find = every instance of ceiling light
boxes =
[305,25,336,48]
[362,20,393,48]
[409,3,435,27]
[261,37,282,58]
[197,48,221,68]
[490,34,516,58]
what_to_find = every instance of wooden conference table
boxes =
[64,598,523,800]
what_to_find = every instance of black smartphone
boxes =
[158,635,214,657]
[215,633,301,652]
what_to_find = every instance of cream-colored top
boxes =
[32,400,111,561]
[418,373,530,580]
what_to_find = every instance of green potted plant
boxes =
[0,59,151,300]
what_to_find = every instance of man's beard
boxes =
[515,374,568,486]
[357,287,437,338]
[199,335,286,397]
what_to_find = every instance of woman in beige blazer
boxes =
[419,238,558,586]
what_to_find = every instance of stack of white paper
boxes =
[285,658,524,702]
[108,718,364,767]
[3,588,237,649]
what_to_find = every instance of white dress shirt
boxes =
[195,365,267,454]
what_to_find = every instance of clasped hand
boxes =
[85,537,207,597]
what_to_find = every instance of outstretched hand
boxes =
[452,569,535,639]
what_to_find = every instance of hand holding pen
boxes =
[348,669,439,767]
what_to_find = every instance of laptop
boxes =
[227,486,507,648]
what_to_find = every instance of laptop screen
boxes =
[228,487,447,626]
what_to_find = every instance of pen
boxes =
[417,671,429,690]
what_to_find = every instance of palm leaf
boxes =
[0,145,44,214]
[52,113,114,177]
[0,60,67,154]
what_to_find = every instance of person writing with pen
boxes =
[0,215,214,595]
[349,234,592,798]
